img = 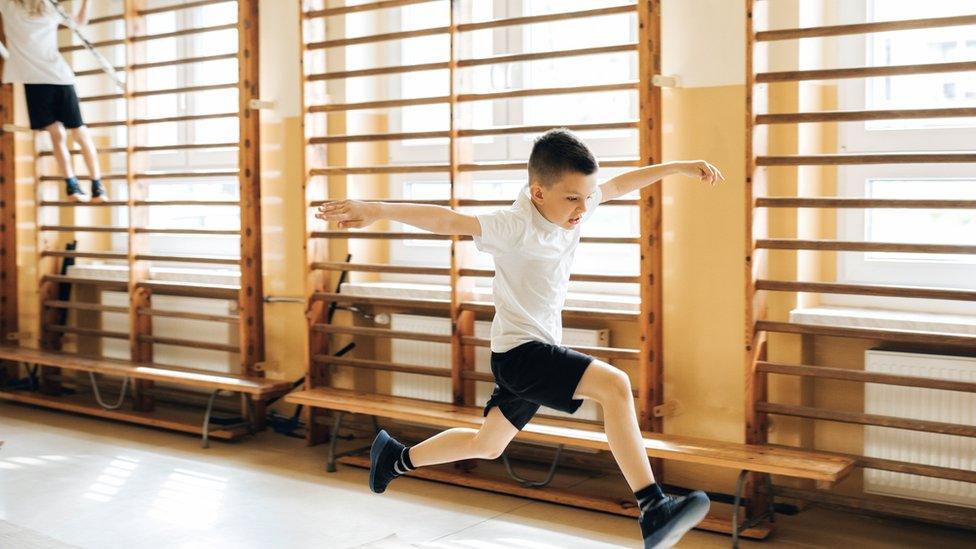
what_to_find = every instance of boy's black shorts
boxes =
[24,84,85,130]
[484,340,595,430]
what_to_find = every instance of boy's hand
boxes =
[675,160,725,186]
[315,200,379,229]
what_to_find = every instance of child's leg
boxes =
[572,359,655,492]
[69,126,102,180]
[409,406,519,467]
[44,122,74,179]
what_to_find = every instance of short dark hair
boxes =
[528,128,598,187]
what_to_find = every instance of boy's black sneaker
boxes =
[90,180,107,203]
[66,178,88,202]
[369,429,406,494]
[639,490,711,548]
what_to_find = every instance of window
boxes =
[833,0,976,313]
[386,0,641,297]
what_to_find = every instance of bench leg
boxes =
[88,371,129,411]
[327,411,345,472]
[202,389,221,449]
[501,444,564,488]
[732,470,776,549]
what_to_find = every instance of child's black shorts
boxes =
[24,84,85,130]
[484,340,595,430]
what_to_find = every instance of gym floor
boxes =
[1,404,972,549]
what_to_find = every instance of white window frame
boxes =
[829,0,976,314]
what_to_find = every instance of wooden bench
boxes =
[286,387,856,547]
[0,345,291,447]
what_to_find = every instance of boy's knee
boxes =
[604,367,633,400]
[471,436,507,460]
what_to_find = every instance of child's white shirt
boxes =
[474,184,601,352]
[0,1,75,85]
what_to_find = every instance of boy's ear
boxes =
[529,182,545,201]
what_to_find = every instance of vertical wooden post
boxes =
[448,0,466,406]
[636,0,663,436]
[125,0,153,411]
[0,20,18,383]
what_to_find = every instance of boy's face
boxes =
[529,171,599,230]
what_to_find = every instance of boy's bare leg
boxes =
[409,406,519,467]
[44,122,74,179]
[70,125,102,180]
[572,359,656,491]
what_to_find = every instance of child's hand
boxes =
[675,160,725,186]
[315,200,378,229]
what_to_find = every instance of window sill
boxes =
[789,306,976,337]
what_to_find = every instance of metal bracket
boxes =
[6,332,33,341]
[651,74,680,88]
[1,123,31,134]
[653,400,680,418]
[731,470,775,549]
[264,295,305,304]
[248,99,276,110]
[326,412,380,472]
[501,444,564,488]
[88,372,129,411]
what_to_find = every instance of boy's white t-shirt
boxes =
[0,1,75,84]
[474,184,601,353]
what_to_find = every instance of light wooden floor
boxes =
[0,403,973,548]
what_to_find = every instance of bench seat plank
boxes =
[0,345,290,397]
[286,387,855,483]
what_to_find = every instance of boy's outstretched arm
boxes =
[315,200,482,237]
[599,160,725,203]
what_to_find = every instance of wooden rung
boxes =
[457,121,638,138]
[45,325,129,340]
[309,130,449,144]
[135,254,240,264]
[307,61,449,82]
[309,231,452,241]
[137,309,239,323]
[457,82,638,103]
[133,142,239,153]
[757,361,976,394]
[130,22,238,43]
[755,279,976,301]
[309,164,451,175]
[773,486,976,531]
[138,0,235,17]
[129,53,239,72]
[39,174,126,181]
[137,335,239,353]
[311,292,451,311]
[756,60,976,83]
[312,354,452,377]
[39,147,126,157]
[769,446,976,485]
[305,0,434,18]
[756,14,976,42]
[756,152,976,165]
[309,199,450,207]
[457,268,639,284]
[307,26,449,50]
[42,275,129,291]
[61,38,124,54]
[756,107,976,124]
[311,324,453,344]
[456,198,639,207]
[87,111,239,129]
[457,4,636,33]
[308,95,449,113]
[39,225,127,233]
[458,43,637,68]
[756,238,976,254]
[460,301,639,321]
[756,197,976,209]
[39,200,128,207]
[458,158,640,171]
[41,250,128,260]
[460,336,640,360]
[757,401,976,438]
[311,261,451,276]
[756,320,976,347]
[138,281,239,300]
[43,301,130,314]
[74,65,125,78]
[86,13,125,25]
[135,170,239,179]
[133,200,240,207]
[460,370,494,382]
[79,93,125,103]
[131,83,238,99]
[133,228,241,235]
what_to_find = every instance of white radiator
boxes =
[390,314,608,421]
[864,349,976,508]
